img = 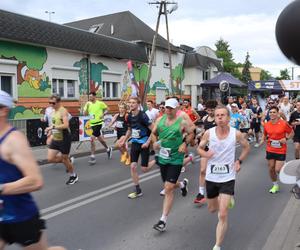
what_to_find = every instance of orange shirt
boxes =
[183,107,197,122]
[263,119,292,154]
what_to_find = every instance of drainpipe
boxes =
[87,54,90,100]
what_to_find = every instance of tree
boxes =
[276,68,291,80]
[260,69,273,80]
[215,38,242,79]
[241,52,252,83]
[172,64,184,94]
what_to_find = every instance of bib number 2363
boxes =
[211,165,229,174]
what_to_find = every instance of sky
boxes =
[1,0,298,78]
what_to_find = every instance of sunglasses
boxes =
[159,107,165,109]
[49,102,56,105]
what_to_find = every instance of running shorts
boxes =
[0,214,46,247]
[240,128,250,133]
[250,122,260,133]
[130,142,150,167]
[266,151,286,161]
[293,133,300,143]
[157,163,182,184]
[91,124,103,137]
[206,180,235,199]
[49,133,71,155]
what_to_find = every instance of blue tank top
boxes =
[0,127,39,223]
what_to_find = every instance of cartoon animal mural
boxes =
[74,58,108,96]
[0,41,51,119]
[148,80,169,96]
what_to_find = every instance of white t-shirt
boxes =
[197,103,204,111]
[44,107,54,126]
[146,108,159,122]
[279,103,292,121]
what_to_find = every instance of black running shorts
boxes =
[240,128,250,133]
[130,142,150,167]
[49,134,71,155]
[293,133,300,143]
[158,163,182,184]
[266,151,286,161]
[250,122,260,133]
[206,180,235,199]
[91,124,103,137]
[0,214,46,246]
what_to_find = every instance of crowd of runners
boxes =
[1,89,300,250]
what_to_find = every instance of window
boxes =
[102,81,120,99]
[88,23,104,33]
[52,79,76,98]
[163,53,170,68]
[0,75,12,95]
[203,71,210,80]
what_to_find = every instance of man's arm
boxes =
[197,130,213,158]
[192,108,200,123]
[83,102,90,116]
[1,131,43,195]
[108,114,118,127]
[236,131,250,163]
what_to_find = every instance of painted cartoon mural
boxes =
[172,63,184,94]
[74,58,108,96]
[148,80,169,95]
[0,41,51,119]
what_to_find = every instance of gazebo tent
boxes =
[202,72,246,87]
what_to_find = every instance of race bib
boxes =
[270,140,282,148]
[52,129,60,135]
[132,129,141,139]
[159,147,171,159]
[210,164,230,174]
[90,114,95,120]
[115,121,124,128]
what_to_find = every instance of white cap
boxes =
[0,90,13,108]
[231,103,238,108]
[279,160,300,184]
[165,98,178,109]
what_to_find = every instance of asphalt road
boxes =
[7,144,295,250]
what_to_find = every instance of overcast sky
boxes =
[1,0,298,78]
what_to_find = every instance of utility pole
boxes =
[142,1,178,105]
[45,11,55,22]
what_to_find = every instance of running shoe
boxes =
[153,220,166,232]
[88,156,96,165]
[228,196,235,209]
[107,147,113,159]
[292,185,300,199]
[181,167,186,173]
[194,193,206,204]
[66,174,78,185]
[69,156,75,164]
[150,150,156,156]
[212,246,221,250]
[269,185,280,194]
[125,155,131,166]
[254,143,259,148]
[160,189,166,196]
[181,178,189,197]
[120,152,127,163]
[128,191,143,199]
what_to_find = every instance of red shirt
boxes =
[183,107,197,122]
[263,119,292,154]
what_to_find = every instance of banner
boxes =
[249,80,300,92]
[79,115,116,141]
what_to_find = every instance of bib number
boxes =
[115,121,124,128]
[132,129,141,139]
[159,147,171,159]
[52,129,60,135]
[90,114,95,120]
[270,140,282,148]
[210,164,229,174]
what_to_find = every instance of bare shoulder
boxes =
[1,130,28,158]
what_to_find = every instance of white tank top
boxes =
[206,126,236,183]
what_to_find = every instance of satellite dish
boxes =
[219,80,229,92]
[168,3,178,14]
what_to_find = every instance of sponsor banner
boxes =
[279,80,300,91]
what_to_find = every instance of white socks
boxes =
[273,181,278,186]
[160,214,167,223]
[179,182,184,189]
[199,186,205,195]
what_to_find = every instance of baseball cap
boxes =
[279,160,300,184]
[0,90,13,108]
[165,98,178,109]
[231,103,238,107]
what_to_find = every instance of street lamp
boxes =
[45,11,55,22]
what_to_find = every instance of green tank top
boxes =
[157,115,184,165]
[52,107,69,141]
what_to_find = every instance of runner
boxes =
[0,90,65,250]
[46,94,78,185]
[83,91,112,164]
[198,105,250,250]
[182,99,200,124]
[279,96,293,121]
[119,96,153,199]
[239,102,253,141]
[108,103,130,165]
[289,99,300,160]
[249,97,263,147]
[258,106,294,193]
[41,104,54,145]
[229,103,244,130]
[194,101,217,204]
[145,100,159,122]
[152,98,192,232]
[158,102,165,118]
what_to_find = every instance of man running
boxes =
[198,105,250,250]
[145,100,159,122]
[259,106,293,193]
[46,94,78,185]
[289,99,300,160]
[194,101,216,204]
[0,90,65,250]
[119,97,153,199]
[249,97,263,147]
[229,103,244,130]
[152,98,192,231]
[84,92,112,164]
[182,99,200,124]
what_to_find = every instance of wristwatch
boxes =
[237,159,243,164]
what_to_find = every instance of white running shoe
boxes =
[160,189,166,196]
